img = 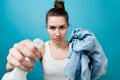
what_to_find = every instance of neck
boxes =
[50,40,68,49]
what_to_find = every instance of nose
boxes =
[55,29,61,37]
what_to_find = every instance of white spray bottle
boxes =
[1,38,44,80]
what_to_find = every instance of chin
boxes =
[55,41,62,44]
[53,39,63,44]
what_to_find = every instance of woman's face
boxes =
[46,16,68,44]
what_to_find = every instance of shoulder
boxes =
[38,41,49,59]
[39,44,45,57]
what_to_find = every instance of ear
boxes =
[46,24,48,28]
[67,23,69,27]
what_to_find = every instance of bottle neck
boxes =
[12,67,27,77]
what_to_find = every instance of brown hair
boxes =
[46,0,69,25]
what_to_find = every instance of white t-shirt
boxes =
[41,41,69,80]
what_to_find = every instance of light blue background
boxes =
[0,0,120,80]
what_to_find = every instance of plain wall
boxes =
[0,0,120,80]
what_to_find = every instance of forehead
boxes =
[47,16,67,26]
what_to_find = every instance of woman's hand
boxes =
[102,70,106,75]
[6,39,42,72]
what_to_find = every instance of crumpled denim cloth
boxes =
[64,28,108,80]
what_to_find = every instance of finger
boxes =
[20,39,35,51]
[9,48,25,62]
[21,60,34,69]
[6,62,14,71]
[7,54,21,68]
[13,43,39,62]
[20,39,41,59]
[102,70,106,75]
[7,54,32,71]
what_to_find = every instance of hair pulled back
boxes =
[46,0,69,25]
[54,0,65,10]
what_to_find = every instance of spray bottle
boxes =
[1,38,44,80]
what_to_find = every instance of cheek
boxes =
[47,30,54,37]
[62,30,67,37]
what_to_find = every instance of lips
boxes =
[54,38,62,41]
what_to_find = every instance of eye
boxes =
[60,25,65,29]
[49,26,56,30]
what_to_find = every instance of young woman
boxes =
[6,0,107,80]
[7,0,70,80]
